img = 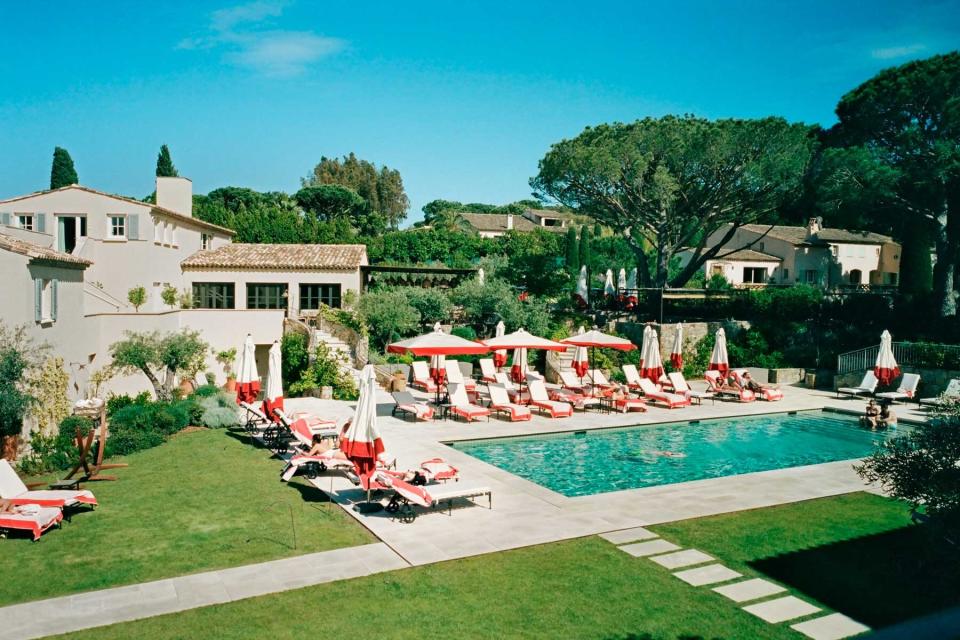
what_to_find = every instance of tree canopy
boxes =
[50,147,78,189]
[155,144,178,177]
[531,115,815,288]
[302,153,409,232]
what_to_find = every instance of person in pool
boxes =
[648,450,686,458]
[861,399,880,429]
[878,402,897,429]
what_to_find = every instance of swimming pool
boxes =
[452,411,902,497]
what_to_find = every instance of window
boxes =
[299,284,342,310]
[192,283,235,309]
[849,269,862,285]
[109,215,126,238]
[781,268,789,281]
[804,269,819,284]
[201,233,211,250]
[247,284,287,309]
[831,246,838,257]
[34,278,57,323]
[743,267,768,284]
[18,215,33,231]
[711,265,724,277]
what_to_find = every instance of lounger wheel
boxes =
[385,495,401,514]
[304,462,322,479]
[398,504,417,524]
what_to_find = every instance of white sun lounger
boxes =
[667,372,714,405]
[876,373,921,404]
[478,358,498,383]
[487,384,532,421]
[527,376,573,418]
[444,361,477,392]
[0,505,64,541]
[0,460,98,509]
[448,383,490,422]
[636,377,690,409]
[410,361,439,393]
[837,370,879,398]
[919,378,960,407]
[239,401,271,432]
[374,471,491,521]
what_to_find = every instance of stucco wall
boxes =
[702,258,780,284]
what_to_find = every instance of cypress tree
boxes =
[565,226,579,272]
[50,147,78,189]
[578,226,592,273]
[156,144,178,177]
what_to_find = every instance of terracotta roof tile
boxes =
[182,243,368,270]
[716,248,782,262]
[0,232,91,267]
[460,212,543,233]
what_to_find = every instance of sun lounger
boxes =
[419,458,459,482]
[527,376,573,418]
[487,384,532,421]
[919,378,960,407]
[444,361,477,393]
[635,378,690,408]
[391,391,434,422]
[0,505,63,541]
[494,372,527,403]
[0,460,97,509]
[729,369,783,401]
[587,369,617,391]
[239,401,271,433]
[448,383,490,422]
[876,373,921,404]
[837,370,879,398]
[374,471,492,522]
[478,358,498,383]
[551,387,600,411]
[270,409,339,452]
[410,361,439,393]
[705,371,756,402]
[559,370,592,394]
[666,372,714,405]
[612,393,647,413]
[622,364,644,391]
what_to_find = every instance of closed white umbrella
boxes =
[708,328,730,377]
[626,268,639,309]
[262,340,283,422]
[639,324,653,369]
[574,265,589,307]
[572,326,589,379]
[618,268,627,291]
[492,320,508,369]
[640,330,665,383]
[235,334,259,404]
[477,268,485,285]
[670,323,684,370]
[510,347,528,383]
[604,269,616,297]
[341,365,386,509]
[874,330,900,386]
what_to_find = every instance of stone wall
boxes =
[833,366,960,397]
[616,320,751,369]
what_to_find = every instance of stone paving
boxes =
[791,613,871,640]
[0,543,408,640]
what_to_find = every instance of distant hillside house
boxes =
[678,217,901,288]
[460,208,575,238]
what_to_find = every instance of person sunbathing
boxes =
[740,371,779,393]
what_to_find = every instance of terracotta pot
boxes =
[1,435,20,461]
[224,377,237,392]
[180,378,195,396]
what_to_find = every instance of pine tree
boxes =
[50,147,78,189]
[578,226,592,273]
[565,226,579,273]
[156,144,178,177]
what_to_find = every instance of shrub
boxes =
[450,326,477,341]
[20,415,92,474]
[106,391,151,417]
[195,392,239,428]
[289,343,359,400]
[104,422,166,458]
[191,384,221,398]
[281,332,310,395]
[705,273,732,291]
[358,290,420,349]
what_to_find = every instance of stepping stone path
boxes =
[712,578,786,603]
[673,563,743,586]
[791,613,870,640]
[743,595,821,624]
[603,527,869,640]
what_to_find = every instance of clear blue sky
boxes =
[1,1,958,225]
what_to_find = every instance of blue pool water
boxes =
[452,411,902,497]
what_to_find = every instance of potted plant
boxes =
[215,348,238,392]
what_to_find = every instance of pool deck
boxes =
[286,384,927,567]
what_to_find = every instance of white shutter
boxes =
[35,213,46,233]
[34,279,42,322]
[127,214,139,240]
[51,280,59,321]
[0,213,9,226]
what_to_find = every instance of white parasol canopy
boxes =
[604,269,616,296]
[640,329,665,382]
[262,340,284,421]
[670,323,684,370]
[874,330,901,386]
[387,323,489,357]
[235,333,260,404]
[708,328,730,376]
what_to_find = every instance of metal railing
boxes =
[836,342,960,375]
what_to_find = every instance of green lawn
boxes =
[1,427,373,606]
[50,492,937,640]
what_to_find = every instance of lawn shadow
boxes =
[224,428,278,455]
[285,478,337,504]
[750,523,960,629]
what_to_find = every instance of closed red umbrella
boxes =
[341,365,384,481]
[571,327,589,378]
[235,333,260,405]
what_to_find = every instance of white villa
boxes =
[680,217,901,288]
[0,176,367,404]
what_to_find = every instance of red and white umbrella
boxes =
[626,268,638,309]
[492,320,508,369]
[262,340,283,423]
[561,329,637,387]
[603,269,616,297]
[235,333,260,404]
[670,323,684,370]
[874,330,900,386]
[571,326,589,378]
[482,328,566,387]
[387,323,489,357]
[618,268,627,292]
[639,324,653,369]
[708,327,730,377]
[510,348,528,383]
[640,329,665,382]
[574,265,589,307]
[341,365,384,482]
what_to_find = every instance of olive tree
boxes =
[110,329,208,399]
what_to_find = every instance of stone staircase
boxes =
[311,328,362,382]
[546,345,578,383]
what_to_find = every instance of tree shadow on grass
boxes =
[750,524,960,629]
[285,478,336,505]
[224,428,280,456]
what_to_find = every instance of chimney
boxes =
[506,214,514,230]
[806,216,823,237]
[156,176,193,217]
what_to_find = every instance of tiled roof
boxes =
[0,185,236,236]
[739,224,893,245]
[460,213,539,233]
[715,248,782,262]
[182,243,368,270]
[524,208,574,220]
[0,232,91,267]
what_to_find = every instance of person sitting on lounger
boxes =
[861,399,880,429]
[740,371,778,393]
[878,402,897,429]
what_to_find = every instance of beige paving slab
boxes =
[712,577,787,603]
[619,539,681,557]
[673,564,743,586]
[599,526,658,545]
[649,549,715,569]
[743,595,822,624]
[791,613,870,640]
